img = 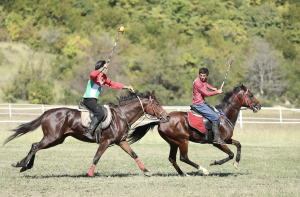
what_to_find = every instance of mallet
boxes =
[220,54,235,89]
[107,24,125,66]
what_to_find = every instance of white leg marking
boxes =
[198,166,209,175]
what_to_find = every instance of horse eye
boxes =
[156,103,160,107]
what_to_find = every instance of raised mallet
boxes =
[220,54,235,89]
[107,24,125,66]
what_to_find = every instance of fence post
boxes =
[9,103,11,117]
[280,109,282,123]
[42,104,44,113]
[240,110,242,129]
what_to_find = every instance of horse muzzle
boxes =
[160,115,170,123]
[252,104,261,113]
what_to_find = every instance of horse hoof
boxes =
[11,161,20,167]
[143,170,151,177]
[210,160,216,166]
[233,162,239,169]
[198,166,209,175]
[20,167,27,172]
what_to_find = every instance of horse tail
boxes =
[3,114,43,146]
[127,121,160,145]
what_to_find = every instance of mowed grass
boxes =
[0,113,300,196]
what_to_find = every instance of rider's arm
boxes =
[206,83,213,90]
[102,75,126,89]
[206,83,217,91]
[194,81,218,97]
[90,70,101,83]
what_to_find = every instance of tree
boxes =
[245,38,286,98]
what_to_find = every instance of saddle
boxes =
[188,105,221,143]
[78,101,112,143]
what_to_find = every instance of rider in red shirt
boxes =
[193,68,225,144]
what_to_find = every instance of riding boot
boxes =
[84,116,101,140]
[212,122,226,145]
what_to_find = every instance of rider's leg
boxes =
[83,98,104,139]
[193,102,225,144]
[212,120,225,144]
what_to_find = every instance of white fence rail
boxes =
[1,104,300,129]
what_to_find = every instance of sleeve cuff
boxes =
[124,86,127,89]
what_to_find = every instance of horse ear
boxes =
[240,83,245,89]
[151,91,155,97]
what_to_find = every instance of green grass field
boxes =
[0,113,300,196]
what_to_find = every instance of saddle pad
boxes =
[187,111,206,134]
[190,109,203,117]
[80,105,112,129]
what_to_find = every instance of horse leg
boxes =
[88,140,110,177]
[178,142,209,176]
[12,136,67,172]
[11,142,39,168]
[168,143,188,177]
[226,139,241,169]
[118,140,151,177]
[20,154,35,172]
[210,144,234,166]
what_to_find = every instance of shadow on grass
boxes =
[189,171,249,177]
[23,172,140,179]
[152,171,249,177]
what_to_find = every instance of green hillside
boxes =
[0,0,299,106]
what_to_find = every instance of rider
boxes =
[83,60,133,139]
[192,68,225,144]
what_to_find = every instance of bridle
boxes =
[233,89,252,109]
[136,95,166,120]
[146,96,166,119]
[118,94,165,131]
[218,88,252,129]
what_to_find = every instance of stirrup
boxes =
[84,130,93,140]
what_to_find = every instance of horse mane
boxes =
[214,86,242,109]
[108,91,151,106]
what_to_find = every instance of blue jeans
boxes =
[193,102,219,123]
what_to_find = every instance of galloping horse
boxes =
[4,91,170,177]
[128,84,261,176]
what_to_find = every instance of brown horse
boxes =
[128,84,261,176]
[4,91,170,177]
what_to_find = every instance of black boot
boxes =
[84,116,100,140]
[212,122,226,145]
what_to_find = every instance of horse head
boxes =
[144,91,170,123]
[233,84,261,113]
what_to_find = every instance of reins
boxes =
[118,91,163,132]
[217,88,252,128]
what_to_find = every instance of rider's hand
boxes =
[127,86,133,91]
[217,89,223,94]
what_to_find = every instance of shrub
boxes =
[28,80,55,104]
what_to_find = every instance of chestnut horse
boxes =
[4,91,170,177]
[128,84,261,176]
